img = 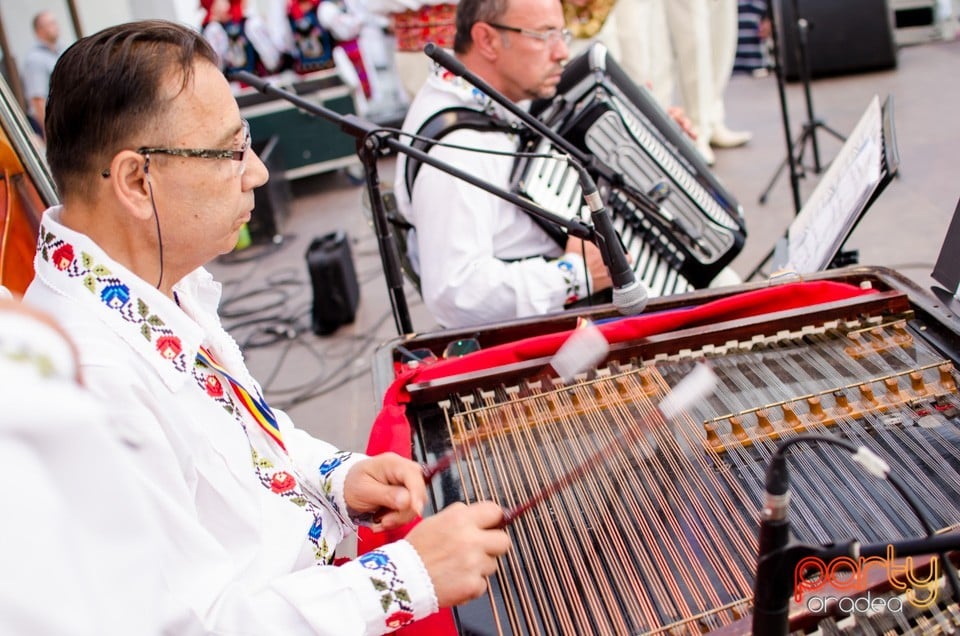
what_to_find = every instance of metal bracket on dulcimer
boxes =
[703,360,958,454]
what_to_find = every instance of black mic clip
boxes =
[572,165,647,315]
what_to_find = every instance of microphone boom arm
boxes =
[423,41,643,193]
[231,72,595,241]
[230,70,599,334]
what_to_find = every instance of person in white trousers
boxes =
[664,0,752,165]
[611,0,672,109]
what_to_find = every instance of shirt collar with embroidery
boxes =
[425,60,528,126]
[33,206,215,391]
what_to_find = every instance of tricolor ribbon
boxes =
[197,347,286,452]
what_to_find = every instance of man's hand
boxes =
[406,501,512,608]
[565,237,614,294]
[667,106,696,140]
[343,453,426,530]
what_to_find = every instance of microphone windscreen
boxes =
[612,281,648,316]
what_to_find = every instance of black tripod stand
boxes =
[759,0,846,213]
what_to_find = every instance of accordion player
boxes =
[512,43,748,299]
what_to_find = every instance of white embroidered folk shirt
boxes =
[24,207,437,635]
[395,66,589,329]
[0,306,174,635]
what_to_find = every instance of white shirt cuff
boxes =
[345,539,439,633]
[318,451,369,529]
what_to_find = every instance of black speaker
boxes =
[306,231,360,335]
[249,136,291,243]
[777,0,897,80]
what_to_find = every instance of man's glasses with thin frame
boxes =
[132,119,251,177]
[486,22,573,48]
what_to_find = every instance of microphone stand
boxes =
[423,43,655,207]
[230,71,598,336]
[758,0,802,214]
[759,0,846,213]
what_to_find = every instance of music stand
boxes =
[747,94,899,280]
[931,195,960,311]
[759,0,847,213]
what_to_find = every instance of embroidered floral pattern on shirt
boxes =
[319,451,353,518]
[556,258,580,304]
[193,358,335,563]
[37,225,188,373]
[192,362,238,418]
[37,218,346,568]
[358,550,415,630]
[270,471,296,494]
[434,66,502,118]
[0,343,58,378]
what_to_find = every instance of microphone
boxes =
[574,166,647,315]
[751,452,793,636]
[424,43,649,316]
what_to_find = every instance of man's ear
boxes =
[107,150,154,221]
[470,21,503,62]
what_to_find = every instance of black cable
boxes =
[276,366,371,409]
[257,308,394,408]
[366,126,578,164]
[145,159,164,290]
[211,220,399,413]
[579,237,592,304]
[219,286,291,320]
[273,312,395,407]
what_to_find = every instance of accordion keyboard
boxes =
[518,154,695,297]
[513,41,748,294]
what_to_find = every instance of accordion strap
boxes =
[404,107,568,249]
[404,107,513,199]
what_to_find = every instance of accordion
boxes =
[511,43,747,296]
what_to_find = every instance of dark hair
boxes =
[45,20,217,200]
[454,0,509,54]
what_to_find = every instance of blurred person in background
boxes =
[201,0,284,78]
[664,0,752,165]
[22,10,64,139]
[365,0,459,98]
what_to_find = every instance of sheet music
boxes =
[785,95,883,273]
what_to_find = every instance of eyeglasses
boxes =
[487,22,573,47]
[137,119,251,176]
